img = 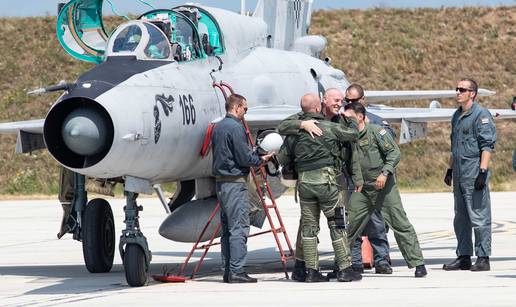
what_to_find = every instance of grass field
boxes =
[0,7,515,196]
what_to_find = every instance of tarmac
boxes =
[1,192,515,306]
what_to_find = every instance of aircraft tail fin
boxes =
[254,0,314,50]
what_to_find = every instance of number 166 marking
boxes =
[179,94,196,125]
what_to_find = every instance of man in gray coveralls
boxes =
[443,78,496,272]
[211,94,273,283]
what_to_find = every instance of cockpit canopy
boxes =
[56,0,224,63]
[106,21,172,60]
[138,7,224,61]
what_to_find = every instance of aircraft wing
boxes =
[0,119,45,134]
[245,105,301,130]
[364,88,495,103]
[246,104,516,145]
[0,119,46,153]
[368,105,516,144]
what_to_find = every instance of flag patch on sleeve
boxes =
[481,117,489,124]
[379,129,387,136]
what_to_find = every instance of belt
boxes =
[215,176,247,183]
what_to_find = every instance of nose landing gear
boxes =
[119,191,152,287]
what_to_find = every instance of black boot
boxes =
[337,266,362,282]
[326,269,338,279]
[227,272,257,283]
[471,257,490,271]
[415,265,427,278]
[326,264,339,279]
[223,270,229,283]
[375,262,393,274]
[351,264,365,273]
[305,269,329,282]
[291,260,307,282]
[443,256,472,271]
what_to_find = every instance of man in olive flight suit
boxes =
[277,89,364,281]
[278,87,392,278]
[278,93,362,282]
[443,78,496,272]
[344,84,393,274]
[344,101,427,278]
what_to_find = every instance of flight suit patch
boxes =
[481,117,489,124]
[360,139,369,146]
[379,129,387,136]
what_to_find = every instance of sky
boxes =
[0,0,514,17]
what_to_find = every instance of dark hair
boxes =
[344,101,366,117]
[346,83,365,98]
[226,94,246,112]
[460,78,478,97]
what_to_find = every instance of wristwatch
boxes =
[382,170,390,177]
[480,168,488,174]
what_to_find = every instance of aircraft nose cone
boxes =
[62,108,108,156]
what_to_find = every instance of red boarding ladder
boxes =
[169,82,295,280]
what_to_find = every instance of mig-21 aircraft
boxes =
[1,0,515,287]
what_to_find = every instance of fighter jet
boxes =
[1,0,515,287]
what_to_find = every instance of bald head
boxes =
[324,88,343,100]
[300,93,321,113]
[323,88,344,118]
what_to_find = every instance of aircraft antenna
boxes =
[137,0,155,10]
[105,0,129,20]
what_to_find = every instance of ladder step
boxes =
[248,228,285,238]
[196,241,221,249]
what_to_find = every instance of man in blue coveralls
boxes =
[212,93,273,283]
[443,78,496,272]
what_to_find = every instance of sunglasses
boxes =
[456,87,473,93]
[345,96,363,103]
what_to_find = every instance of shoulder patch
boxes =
[481,117,489,124]
[382,120,390,126]
[379,129,387,136]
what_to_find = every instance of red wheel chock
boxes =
[151,274,187,283]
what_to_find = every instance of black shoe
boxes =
[351,264,364,273]
[337,267,362,282]
[223,270,229,283]
[326,269,338,279]
[471,257,490,272]
[305,269,329,282]
[375,263,393,274]
[443,256,472,271]
[414,265,427,278]
[291,260,307,282]
[227,272,257,283]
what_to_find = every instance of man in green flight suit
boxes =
[278,93,362,282]
[344,102,428,278]
[278,88,364,281]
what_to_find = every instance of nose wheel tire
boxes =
[123,244,148,287]
[82,198,115,273]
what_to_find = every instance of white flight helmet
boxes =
[257,131,283,153]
